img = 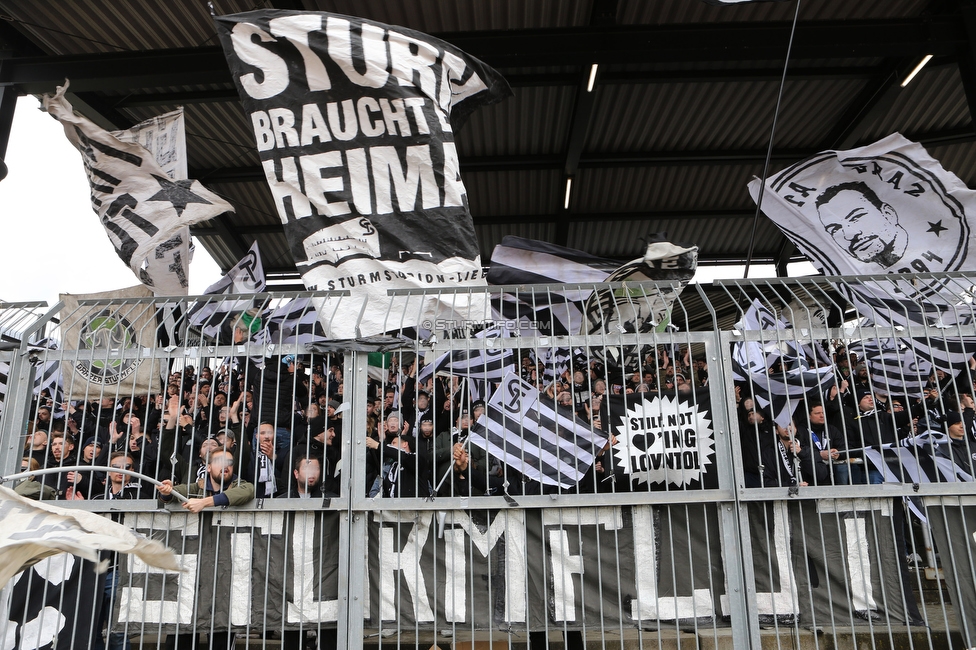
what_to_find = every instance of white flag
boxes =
[42,81,233,293]
[112,108,193,296]
[187,241,265,338]
[748,133,976,389]
[0,485,179,586]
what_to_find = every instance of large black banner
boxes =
[214,11,511,337]
[101,503,915,633]
[924,498,976,647]
[5,555,104,650]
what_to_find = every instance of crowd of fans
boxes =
[13,325,976,646]
[737,347,976,489]
[14,337,717,505]
[15,333,976,508]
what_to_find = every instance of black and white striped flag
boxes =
[263,298,328,346]
[537,347,576,383]
[418,326,516,385]
[844,291,976,392]
[187,241,266,338]
[469,372,609,488]
[42,82,233,292]
[731,300,835,427]
[488,236,613,335]
[846,337,933,397]
[0,340,64,413]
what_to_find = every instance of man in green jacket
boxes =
[156,449,254,512]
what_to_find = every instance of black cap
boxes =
[946,411,963,427]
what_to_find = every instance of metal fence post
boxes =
[0,304,56,477]
[715,330,763,650]
[336,350,367,650]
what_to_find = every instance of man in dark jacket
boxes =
[939,411,976,477]
[801,403,846,485]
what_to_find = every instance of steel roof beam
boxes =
[0,18,966,94]
[192,209,760,235]
[191,126,975,182]
[108,65,884,108]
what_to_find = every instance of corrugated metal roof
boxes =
[566,216,783,261]
[306,0,593,32]
[927,142,976,187]
[478,222,557,262]
[618,0,930,25]
[584,78,867,153]
[464,169,563,216]
[1,0,971,279]
[456,85,576,157]
[860,63,971,143]
[573,165,758,213]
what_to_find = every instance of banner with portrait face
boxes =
[749,134,975,299]
[748,134,976,389]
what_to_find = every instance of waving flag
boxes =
[846,337,933,398]
[731,300,835,427]
[417,326,516,395]
[264,297,328,346]
[215,10,511,338]
[748,134,976,393]
[188,241,266,339]
[112,108,194,296]
[42,83,234,292]
[469,372,609,488]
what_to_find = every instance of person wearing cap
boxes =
[938,411,976,477]
[401,389,431,429]
[383,410,408,440]
[66,436,106,499]
[34,405,53,432]
[414,416,441,484]
[852,363,870,391]
[846,390,897,484]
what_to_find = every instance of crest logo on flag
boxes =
[75,309,141,384]
[613,395,714,487]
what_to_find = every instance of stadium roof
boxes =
[1,0,972,290]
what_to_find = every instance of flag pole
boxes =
[1,465,190,503]
[429,433,469,499]
[743,0,802,278]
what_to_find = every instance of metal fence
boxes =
[1,278,975,649]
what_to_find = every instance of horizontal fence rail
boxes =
[0,280,975,649]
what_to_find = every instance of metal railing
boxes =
[1,279,974,649]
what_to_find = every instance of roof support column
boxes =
[0,84,17,180]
